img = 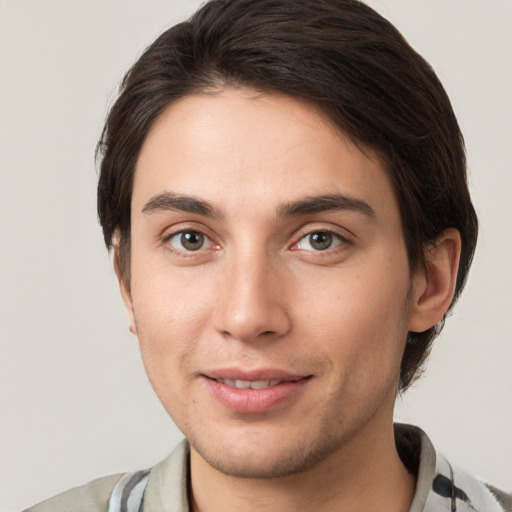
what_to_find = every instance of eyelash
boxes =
[163,229,217,255]
[161,227,351,257]
[291,230,350,253]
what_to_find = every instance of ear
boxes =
[408,228,462,333]
[113,242,137,336]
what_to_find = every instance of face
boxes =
[123,88,418,478]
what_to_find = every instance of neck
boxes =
[189,421,415,512]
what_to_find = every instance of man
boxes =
[26,0,510,511]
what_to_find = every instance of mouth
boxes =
[202,370,311,414]
[213,378,299,389]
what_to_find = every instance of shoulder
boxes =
[444,465,512,512]
[426,441,512,511]
[22,441,189,512]
[23,473,123,512]
[395,424,512,512]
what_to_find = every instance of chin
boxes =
[190,426,342,479]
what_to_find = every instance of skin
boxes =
[117,88,460,512]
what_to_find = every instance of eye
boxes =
[295,231,344,251]
[166,230,213,252]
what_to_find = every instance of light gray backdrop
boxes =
[1,1,511,510]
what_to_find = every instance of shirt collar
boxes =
[142,425,508,512]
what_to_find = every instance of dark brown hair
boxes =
[97,0,478,391]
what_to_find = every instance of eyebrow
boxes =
[142,192,224,219]
[141,191,375,220]
[277,194,375,219]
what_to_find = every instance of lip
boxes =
[204,368,306,382]
[201,368,311,414]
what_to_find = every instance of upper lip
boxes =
[203,368,309,382]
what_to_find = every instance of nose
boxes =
[213,253,292,343]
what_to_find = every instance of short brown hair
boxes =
[97,0,478,391]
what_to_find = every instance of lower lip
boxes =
[203,377,310,414]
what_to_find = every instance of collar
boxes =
[139,425,509,511]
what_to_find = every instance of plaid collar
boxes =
[109,425,511,512]
[396,424,511,512]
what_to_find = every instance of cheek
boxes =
[130,274,212,426]
[295,256,410,371]
[129,264,214,383]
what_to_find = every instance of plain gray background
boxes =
[1,1,511,510]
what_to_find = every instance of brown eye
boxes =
[308,232,333,250]
[167,230,211,252]
[180,231,204,250]
[295,231,344,252]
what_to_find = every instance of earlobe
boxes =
[408,228,461,333]
[113,243,137,336]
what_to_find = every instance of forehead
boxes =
[133,88,399,226]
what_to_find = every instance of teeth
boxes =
[217,379,282,389]
[249,380,269,389]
